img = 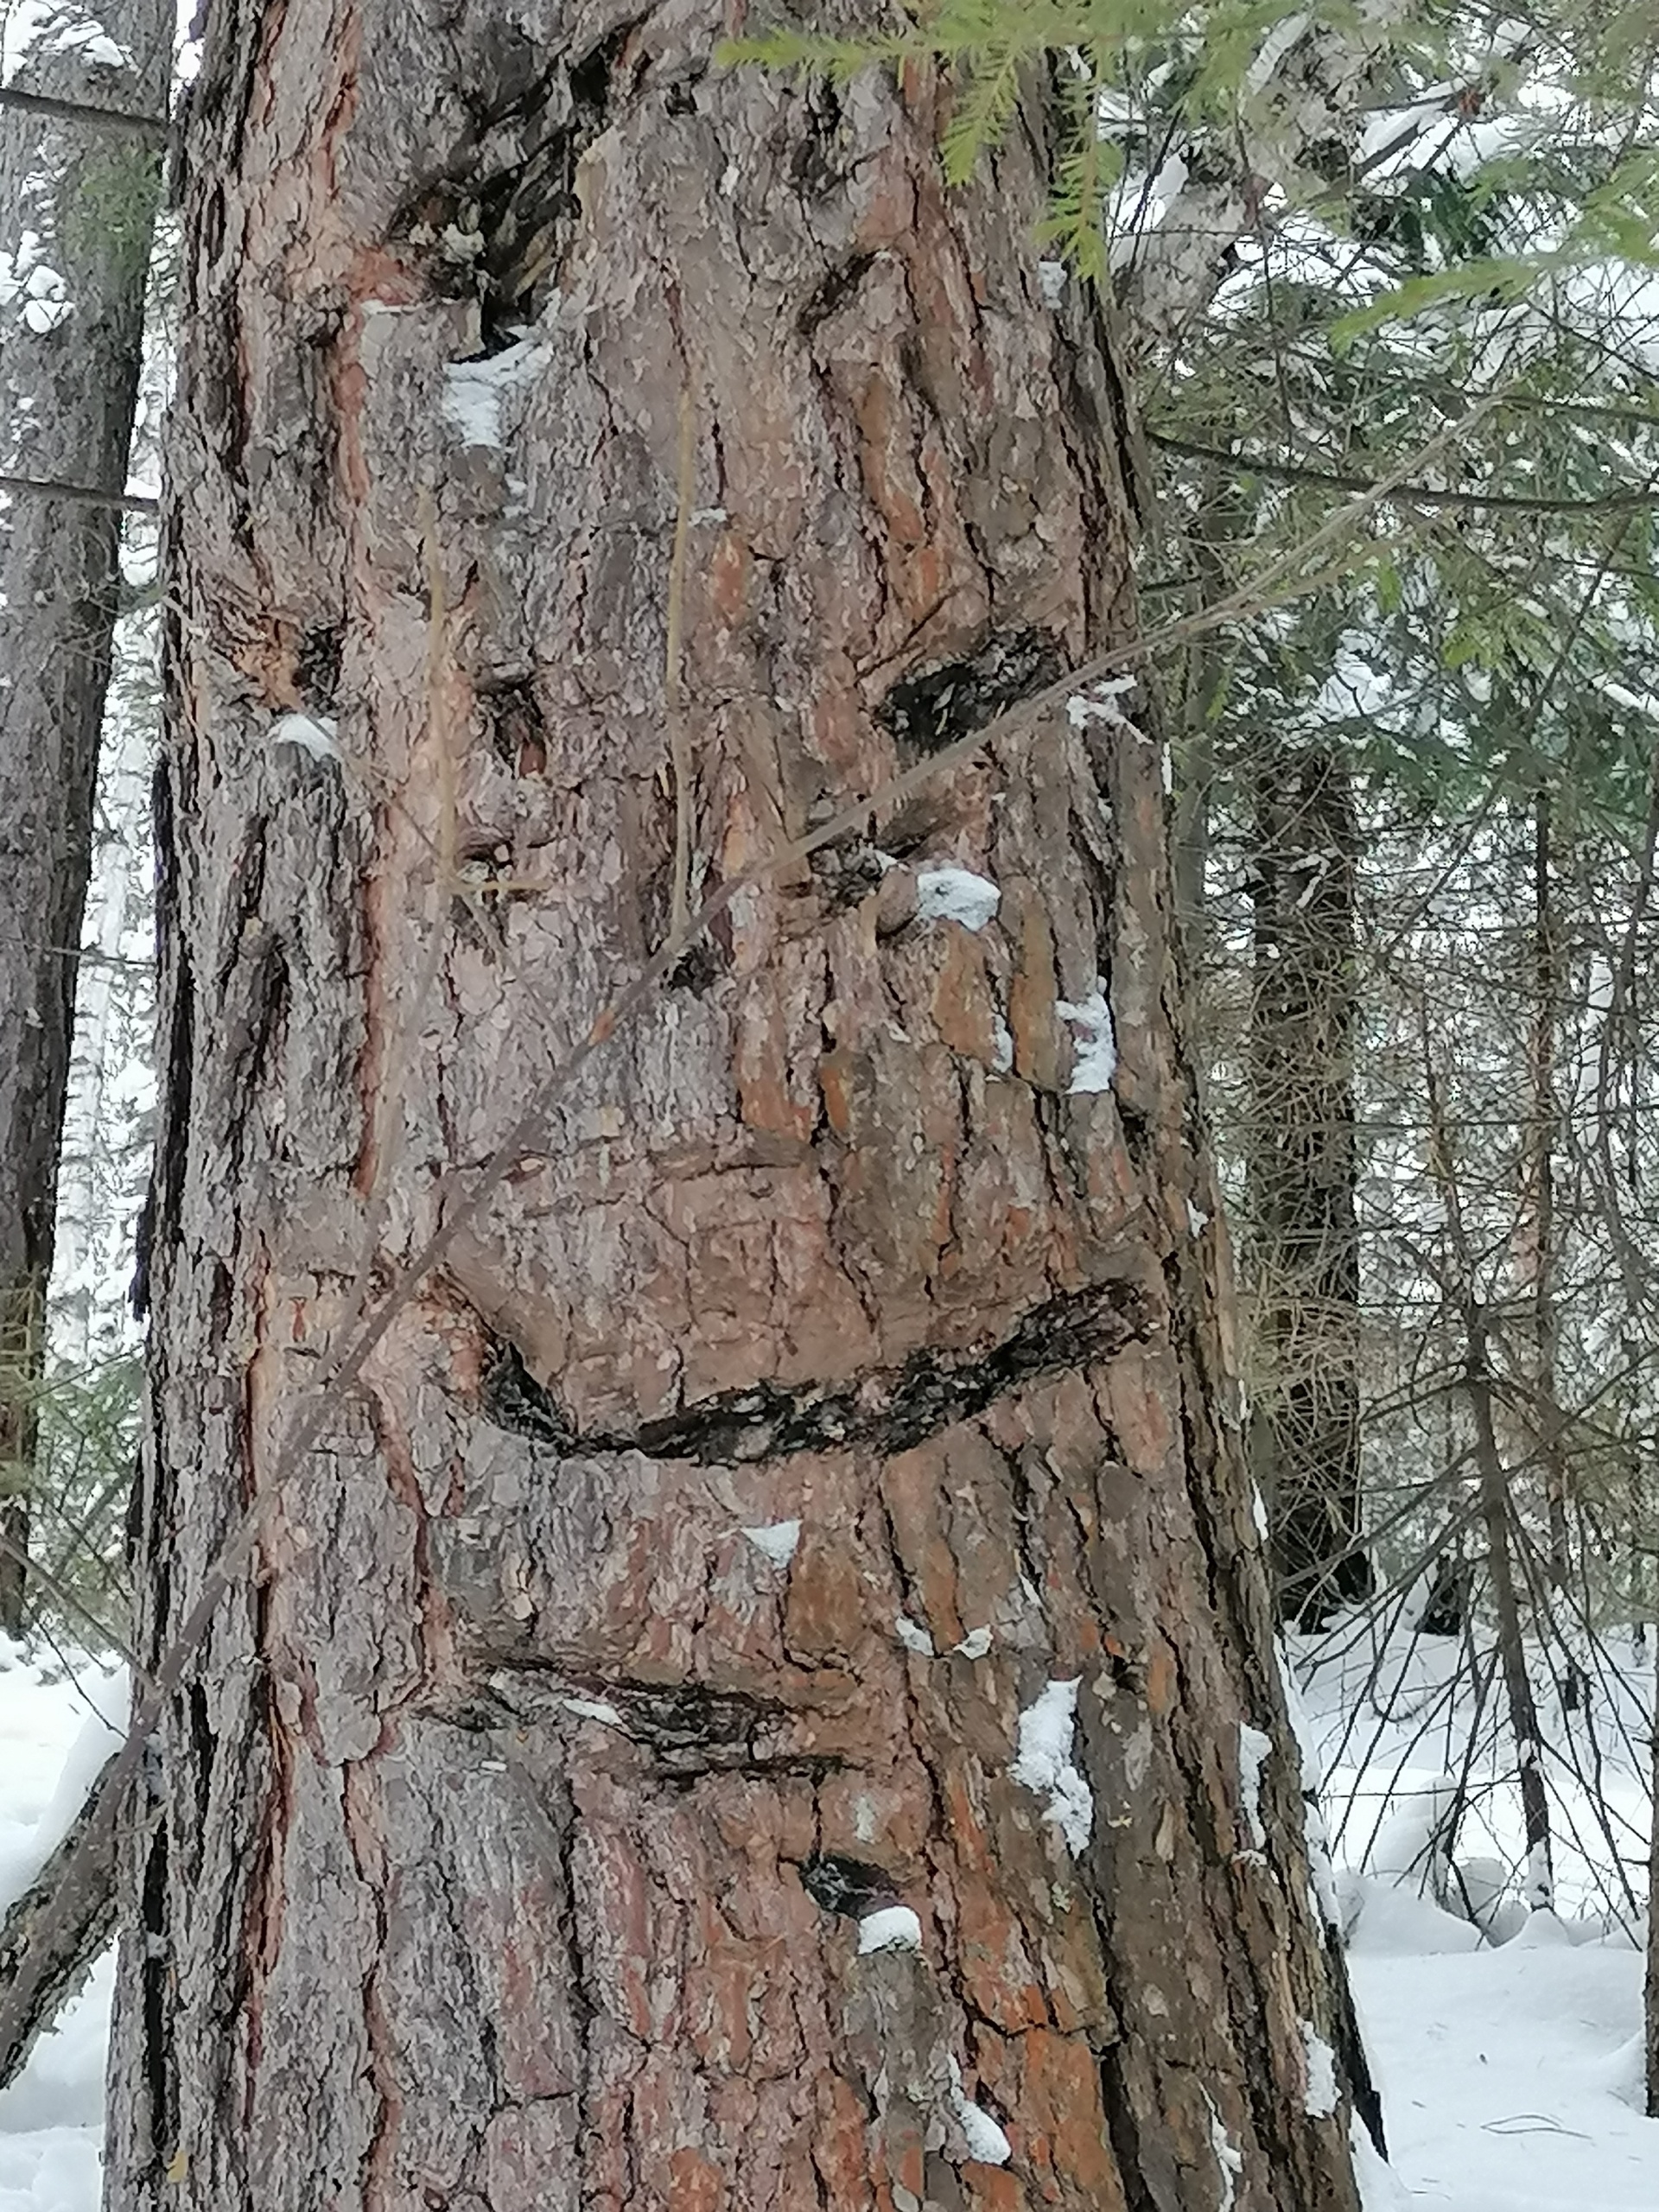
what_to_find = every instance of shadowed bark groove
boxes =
[477,1276,1157,1460]
[111,5,1367,2209]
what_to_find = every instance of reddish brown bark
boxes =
[111,8,1366,2209]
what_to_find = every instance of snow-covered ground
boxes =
[1299,1615,1652,1929]
[1301,1610,1659,2209]
[0,1625,1652,2209]
[1356,1927,1651,2212]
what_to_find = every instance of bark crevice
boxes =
[479,1277,1158,1464]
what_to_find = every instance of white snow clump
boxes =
[270,712,342,766]
[442,337,546,448]
[1054,982,1116,1093]
[916,866,1001,932]
[1237,1722,1273,1852]
[742,1520,800,1567]
[856,1905,923,1955]
[1010,1677,1093,1855]
[1300,2020,1339,2118]
[947,2057,1012,2166]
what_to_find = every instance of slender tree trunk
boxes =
[111,11,1367,2209]
[1463,1309,1554,1911]
[0,0,172,1635]
[1515,792,1586,1707]
[1247,741,1370,1627]
[1426,1066,1554,1913]
[1521,794,1572,1584]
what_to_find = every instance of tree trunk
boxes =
[1520,791,1572,1592]
[1464,1308,1554,1913]
[0,0,172,1636]
[111,11,1366,2210]
[1247,741,1370,1628]
[0,1751,121,2091]
[1425,1066,1554,1915]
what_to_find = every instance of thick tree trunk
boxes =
[1246,741,1370,1628]
[111,9,1366,2209]
[0,0,171,1635]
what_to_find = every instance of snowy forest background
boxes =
[7,0,1659,2207]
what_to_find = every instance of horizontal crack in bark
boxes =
[480,1277,1157,1465]
[468,1669,847,1780]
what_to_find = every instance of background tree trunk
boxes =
[111,8,1366,2209]
[0,0,171,1635]
[1520,789,1572,1598]
[1246,741,1370,1628]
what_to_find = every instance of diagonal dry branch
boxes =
[0,86,167,138]
[1153,432,1659,516]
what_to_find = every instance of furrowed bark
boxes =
[111,9,1367,2209]
[0,0,172,1633]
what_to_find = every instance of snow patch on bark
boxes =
[916,866,1001,932]
[856,1905,922,1955]
[947,2057,1012,2166]
[1010,1678,1092,1853]
[1522,1839,1553,1911]
[953,1627,993,1659]
[442,338,546,447]
[1206,2094,1244,2210]
[270,712,342,766]
[742,1520,800,1567]
[894,1615,935,1656]
[1300,2020,1339,2117]
[1054,983,1116,1093]
[1237,1722,1273,1851]
[560,1696,625,1727]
